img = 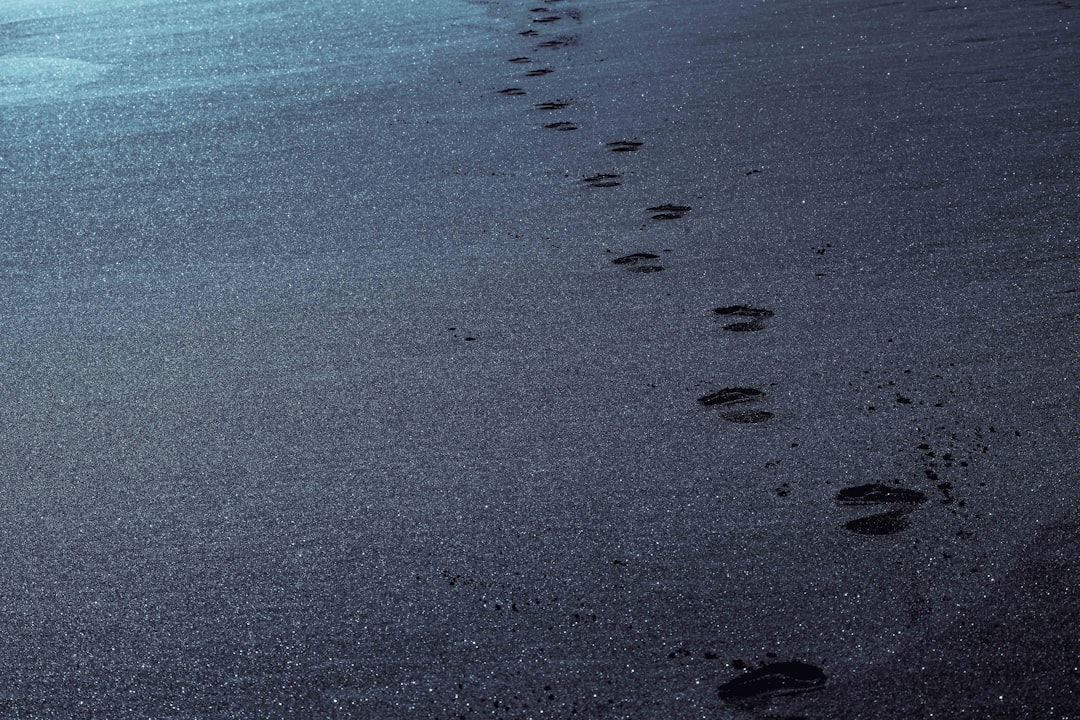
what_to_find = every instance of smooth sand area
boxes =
[0,0,1076,717]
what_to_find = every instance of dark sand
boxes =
[0,0,1077,717]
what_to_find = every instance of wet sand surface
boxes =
[0,0,1077,717]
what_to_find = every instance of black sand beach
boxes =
[0,0,1077,717]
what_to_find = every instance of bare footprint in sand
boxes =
[582,173,621,188]
[607,140,643,152]
[647,203,691,220]
[713,305,775,332]
[837,483,928,536]
[717,661,827,704]
[612,252,663,273]
[697,387,773,423]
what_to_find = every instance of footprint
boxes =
[697,387,763,406]
[497,87,527,96]
[713,305,774,332]
[612,252,663,273]
[544,121,579,131]
[582,173,621,188]
[646,203,691,220]
[837,484,926,536]
[612,252,659,265]
[836,483,928,506]
[508,56,532,63]
[533,15,561,22]
[717,661,827,703]
[519,29,540,37]
[524,67,554,77]
[607,140,643,152]
[534,100,570,110]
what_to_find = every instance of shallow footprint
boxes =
[717,661,827,703]
[845,509,913,535]
[697,387,763,407]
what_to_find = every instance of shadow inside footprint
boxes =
[717,661,827,704]
[845,510,913,535]
[697,387,763,407]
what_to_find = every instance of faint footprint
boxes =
[544,121,579,131]
[536,36,577,48]
[608,140,643,152]
[713,305,774,332]
[582,173,621,188]
[717,661,827,704]
[647,203,691,220]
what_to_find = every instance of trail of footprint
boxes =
[836,483,928,536]
[608,140,643,152]
[717,661,827,704]
[647,203,691,220]
[713,305,775,332]
[612,252,663,273]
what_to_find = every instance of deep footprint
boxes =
[717,661,827,703]
[845,509,913,535]
[497,87,527,96]
[697,387,763,407]
[836,484,928,506]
